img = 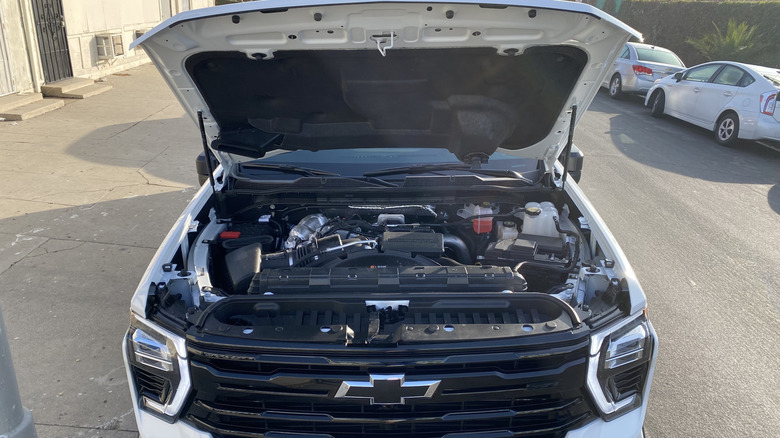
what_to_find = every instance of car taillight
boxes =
[632,65,653,76]
[760,91,777,115]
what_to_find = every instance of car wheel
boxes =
[715,113,739,146]
[608,74,622,99]
[650,91,665,118]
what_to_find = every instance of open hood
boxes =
[132,0,639,171]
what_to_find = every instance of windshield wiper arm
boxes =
[363,163,470,177]
[363,163,534,185]
[241,163,340,177]
[471,168,535,185]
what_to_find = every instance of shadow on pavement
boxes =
[589,90,780,214]
[64,117,201,189]
[768,184,780,215]
[0,189,195,437]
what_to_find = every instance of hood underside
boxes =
[133,0,640,168]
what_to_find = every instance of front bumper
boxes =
[131,407,647,438]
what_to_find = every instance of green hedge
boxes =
[587,0,780,68]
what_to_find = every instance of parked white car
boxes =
[646,61,780,146]
[603,42,685,99]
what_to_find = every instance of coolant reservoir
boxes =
[540,202,561,238]
[522,202,559,238]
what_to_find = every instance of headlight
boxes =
[132,329,174,372]
[125,313,191,421]
[587,313,654,420]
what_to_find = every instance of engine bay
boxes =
[212,202,576,293]
[145,195,631,334]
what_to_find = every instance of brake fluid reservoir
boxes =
[496,221,519,241]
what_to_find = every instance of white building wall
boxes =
[0,0,214,93]
[62,0,214,79]
[0,0,36,93]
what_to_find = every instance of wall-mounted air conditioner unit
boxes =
[96,34,124,60]
[134,29,151,41]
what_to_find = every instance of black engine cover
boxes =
[249,265,527,294]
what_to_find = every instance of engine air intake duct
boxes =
[249,265,527,294]
[381,231,444,255]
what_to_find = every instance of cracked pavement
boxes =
[0,64,200,437]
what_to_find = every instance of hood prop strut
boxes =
[197,110,217,193]
[559,104,577,191]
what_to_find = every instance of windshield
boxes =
[237,148,541,179]
[635,48,684,67]
[741,65,780,87]
[762,73,780,87]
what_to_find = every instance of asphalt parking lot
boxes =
[578,92,780,437]
[1,64,778,437]
[0,65,200,437]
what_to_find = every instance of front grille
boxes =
[132,366,171,405]
[182,337,596,437]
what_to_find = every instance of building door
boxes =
[0,4,15,96]
[31,0,72,83]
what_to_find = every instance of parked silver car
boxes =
[603,42,685,99]
[646,61,780,146]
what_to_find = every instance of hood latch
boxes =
[370,32,395,57]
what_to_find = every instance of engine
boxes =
[205,201,580,297]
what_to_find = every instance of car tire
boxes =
[715,113,739,146]
[650,91,665,118]
[608,74,623,99]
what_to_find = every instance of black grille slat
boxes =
[185,408,591,438]
[608,363,649,402]
[133,367,171,404]
[193,397,585,421]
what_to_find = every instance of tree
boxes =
[686,19,765,63]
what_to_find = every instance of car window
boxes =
[619,46,630,59]
[713,66,748,86]
[738,75,756,87]
[635,47,684,67]
[684,64,722,82]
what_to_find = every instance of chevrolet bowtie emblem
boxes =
[335,374,441,405]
